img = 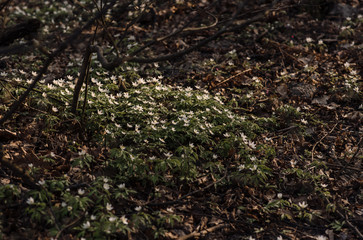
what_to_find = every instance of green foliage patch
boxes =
[0,72,275,238]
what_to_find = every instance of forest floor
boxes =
[0,1,362,239]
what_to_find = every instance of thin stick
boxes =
[55,215,84,239]
[336,210,363,239]
[213,69,251,89]
[177,224,230,240]
[311,122,338,162]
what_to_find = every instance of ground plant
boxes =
[0,0,362,239]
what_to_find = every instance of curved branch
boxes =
[93,11,266,70]
[131,0,221,56]
[182,11,218,32]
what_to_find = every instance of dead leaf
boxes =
[276,83,288,98]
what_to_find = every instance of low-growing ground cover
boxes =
[0,0,362,239]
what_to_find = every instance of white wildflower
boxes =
[103,183,110,190]
[78,149,86,156]
[164,152,173,159]
[120,215,128,225]
[223,133,231,137]
[82,221,91,229]
[250,165,257,171]
[298,201,308,209]
[106,203,113,211]
[290,160,297,167]
[26,197,35,205]
[306,37,313,43]
[238,164,245,171]
[38,180,46,185]
[248,141,256,149]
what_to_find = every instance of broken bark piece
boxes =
[290,83,317,100]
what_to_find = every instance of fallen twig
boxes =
[212,69,252,89]
[324,163,361,172]
[336,209,363,239]
[311,121,339,162]
[177,223,230,240]
[55,215,84,239]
